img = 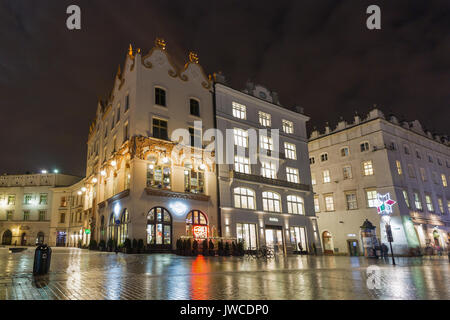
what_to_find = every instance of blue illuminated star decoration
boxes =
[376,193,396,215]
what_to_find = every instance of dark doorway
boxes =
[2,230,12,245]
[56,231,67,247]
[20,233,27,246]
[347,239,359,256]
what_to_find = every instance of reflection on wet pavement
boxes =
[0,248,449,300]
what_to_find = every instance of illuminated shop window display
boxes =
[147,207,172,246]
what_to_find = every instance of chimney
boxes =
[324,122,331,134]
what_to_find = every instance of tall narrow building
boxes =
[84,40,218,251]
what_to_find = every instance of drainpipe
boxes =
[212,82,222,238]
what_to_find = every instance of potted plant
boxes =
[224,242,231,256]
[192,240,199,256]
[218,240,224,256]
[132,239,138,253]
[98,240,106,251]
[123,238,132,254]
[185,239,192,256]
[107,239,114,252]
[231,241,237,256]
[137,239,144,254]
[237,240,245,256]
[202,239,208,256]
[176,239,182,255]
[208,239,215,256]
[89,239,97,250]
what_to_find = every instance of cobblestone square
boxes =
[0,248,449,300]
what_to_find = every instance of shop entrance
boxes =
[56,231,67,247]
[347,239,359,256]
[322,231,334,254]
[265,226,284,255]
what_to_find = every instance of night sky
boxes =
[1,0,449,177]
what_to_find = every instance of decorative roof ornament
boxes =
[155,38,166,50]
[189,52,199,64]
[128,44,133,57]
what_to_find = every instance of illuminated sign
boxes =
[375,193,396,215]
[85,229,91,235]
[268,217,279,222]
[169,201,187,216]
[193,225,208,239]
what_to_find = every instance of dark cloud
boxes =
[0,0,449,176]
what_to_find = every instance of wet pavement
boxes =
[0,247,449,300]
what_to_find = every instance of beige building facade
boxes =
[309,108,450,255]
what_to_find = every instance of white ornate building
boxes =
[0,173,81,246]
[83,39,218,251]
[309,108,450,255]
[214,77,321,254]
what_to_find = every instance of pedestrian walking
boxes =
[381,243,389,259]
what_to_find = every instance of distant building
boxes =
[309,108,450,255]
[214,77,321,254]
[0,173,81,246]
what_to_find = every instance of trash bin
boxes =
[33,244,52,275]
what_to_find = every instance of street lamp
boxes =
[376,193,397,265]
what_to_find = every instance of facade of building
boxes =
[309,108,450,255]
[83,39,218,251]
[0,173,81,246]
[214,79,321,254]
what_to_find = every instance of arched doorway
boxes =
[2,230,12,245]
[322,231,334,255]
[185,210,208,239]
[147,207,172,250]
[108,209,129,246]
[21,233,27,246]
[36,232,45,245]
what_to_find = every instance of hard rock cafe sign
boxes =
[193,225,208,239]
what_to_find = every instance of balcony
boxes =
[231,170,312,192]
[145,187,210,202]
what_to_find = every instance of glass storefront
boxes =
[290,226,307,251]
[147,207,172,247]
[236,223,257,250]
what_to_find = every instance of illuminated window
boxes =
[287,195,304,215]
[414,192,423,211]
[184,169,205,194]
[437,198,444,214]
[234,187,255,209]
[190,99,200,116]
[341,147,349,157]
[282,120,294,134]
[155,88,166,106]
[260,135,273,151]
[186,210,208,238]
[24,194,32,205]
[236,223,257,250]
[403,190,410,208]
[147,207,171,246]
[258,111,271,127]
[261,161,276,179]
[232,102,246,119]
[363,161,374,176]
[286,167,299,183]
[324,194,335,211]
[425,195,434,212]
[147,165,171,190]
[234,156,250,174]
[360,142,370,152]
[323,170,331,183]
[60,196,67,207]
[366,190,377,208]
[290,226,307,252]
[396,160,402,175]
[234,128,248,147]
[441,174,447,187]
[262,191,281,212]
[152,118,168,140]
[311,173,316,185]
[39,194,47,205]
[284,142,297,160]
[420,168,427,182]
[346,192,358,210]
[314,196,320,213]
[343,166,352,180]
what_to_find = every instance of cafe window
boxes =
[147,164,171,190]
[184,169,205,194]
[147,207,171,246]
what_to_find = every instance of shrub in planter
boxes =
[185,239,192,256]
[192,240,199,256]
[137,239,144,254]
[89,239,98,250]
[98,240,106,251]
[132,239,138,253]
[176,239,182,255]
[231,241,237,256]
[208,239,215,256]
[224,242,231,256]
[123,238,132,254]
[202,239,208,256]
[218,240,224,256]
[237,240,245,256]
[107,239,114,252]
[77,240,82,248]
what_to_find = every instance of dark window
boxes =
[155,88,166,106]
[190,99,200,116]
[153,118,168,140]
[189,127,202,147]
[125,95,130,111]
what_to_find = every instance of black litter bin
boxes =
[33,244,52,275]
